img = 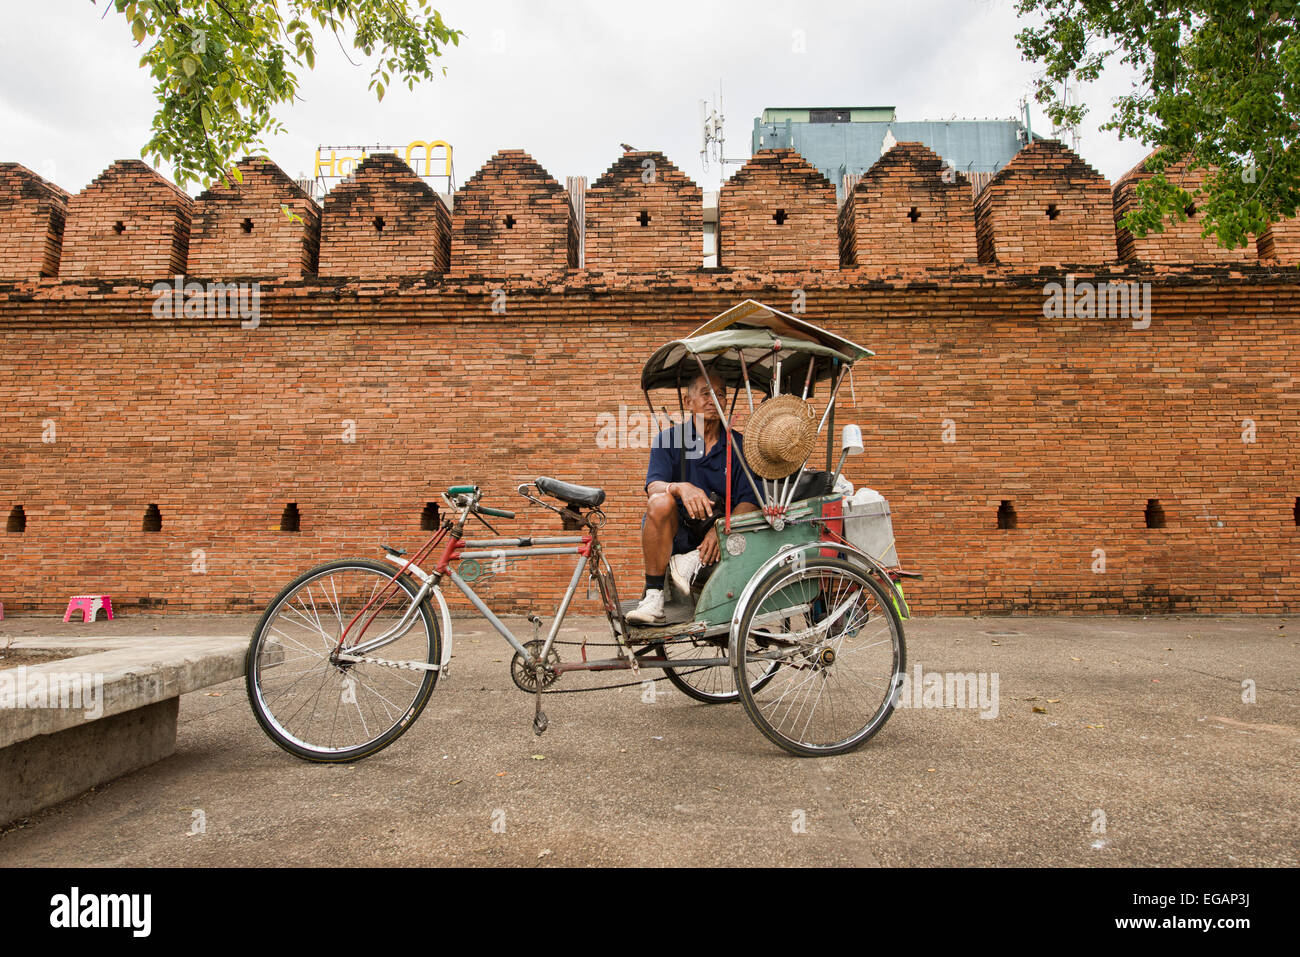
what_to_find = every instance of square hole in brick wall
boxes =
[1045,204,1060,220]
[373,216,385,232]
[280,502,301,532]
[1294,496,1299,526]
[142,503,162,532]
[997,500,1017,530]
[421,502,440,531]
[6,505,25,533]
[112,220,125,235]
[1145,499,1167,529]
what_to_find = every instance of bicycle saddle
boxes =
[535,476,605,508]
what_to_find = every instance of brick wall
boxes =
[840,142,978,272]
[2,146,1300,618]
[0,164,67,280]
[1259,217,1300,265]
[59,160,191,280]
[583,151,701,271]
[319,153,451,277]
[189,157,321,279]
[975,139,1114,266]
[719,149,838,270]
[450,149,576,278]
[1114,155,1254,264]
[0,267,1297,617]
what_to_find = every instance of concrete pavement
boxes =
[0,613,1295,866]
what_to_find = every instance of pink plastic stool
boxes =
[63,595,114,623]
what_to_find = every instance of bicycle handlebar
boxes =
[477,505,515,519]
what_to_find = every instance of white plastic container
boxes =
[842,488,899,566]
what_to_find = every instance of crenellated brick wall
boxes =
[189,156,321,279]
[58,160,191,280]
[1113,154,1254,264]
[975,139,1114,267]
[840,142,978,271]
[319,153,451,277]
[720,149,838,270]
[450,149,576,277]
[0,164,67,280]
[2,143,1299,617]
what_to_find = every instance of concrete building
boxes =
[751,105,1028,199]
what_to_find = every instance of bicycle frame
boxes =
[336,488,742,674]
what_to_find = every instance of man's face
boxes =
[686,375,724,424]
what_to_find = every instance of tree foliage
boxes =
[1015,1,1300,248]
[100,0,461,188]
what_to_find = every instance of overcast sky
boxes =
[0,0,1151,196]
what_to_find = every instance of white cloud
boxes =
[0,0,1152,195]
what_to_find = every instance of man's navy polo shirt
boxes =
[645,420,759,553]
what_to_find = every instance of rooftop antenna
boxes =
[1051,79,1081,151]
[700,82,746,187]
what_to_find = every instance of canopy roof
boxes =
[641,299,873,394]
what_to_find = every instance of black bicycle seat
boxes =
[535,476,605,508]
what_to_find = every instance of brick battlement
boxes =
[721,149,838,270]
[841,142,978,271]
[0,163,68,280]
[320,153,451,277]
[975,139,1114,266]
[584,150,702,271]
[3,142,1297,284]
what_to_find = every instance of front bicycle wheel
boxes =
[245,558,441,763]
[735,557,904,757]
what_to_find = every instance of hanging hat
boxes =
[744,394,819,479]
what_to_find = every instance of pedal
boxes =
[533,711,548,735]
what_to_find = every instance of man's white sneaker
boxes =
[626,588,666,625]
[668,550,703,598]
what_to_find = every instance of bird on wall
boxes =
[620,143,637,153]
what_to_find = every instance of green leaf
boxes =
[182,56,197,76]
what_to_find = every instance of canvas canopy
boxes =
[640,299,872,394]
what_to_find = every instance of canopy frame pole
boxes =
[816,364,849,435]
[693,352,768,511]
[643,390,669,433]
[738,351,755,413]
[801,356,815,401]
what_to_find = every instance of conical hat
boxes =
[744,394,819,479]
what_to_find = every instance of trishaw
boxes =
[245,300,916,760]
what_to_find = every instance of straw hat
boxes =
[744,394,819,479]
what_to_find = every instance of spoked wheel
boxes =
[659,634,780,703]
[245,558,441,763]
[735,557,905,757]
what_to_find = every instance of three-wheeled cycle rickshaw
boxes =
[245,300,916,760]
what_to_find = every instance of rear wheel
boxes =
[245,558,440,763]
[660,635,779,703]
[735,557,904,756]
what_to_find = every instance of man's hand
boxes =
[699,527,721,565]
[671,482,713,521]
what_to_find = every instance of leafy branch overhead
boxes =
[1015,1,1300,249]
[102,0,461,189]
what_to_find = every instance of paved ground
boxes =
[0,613,1295,867]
